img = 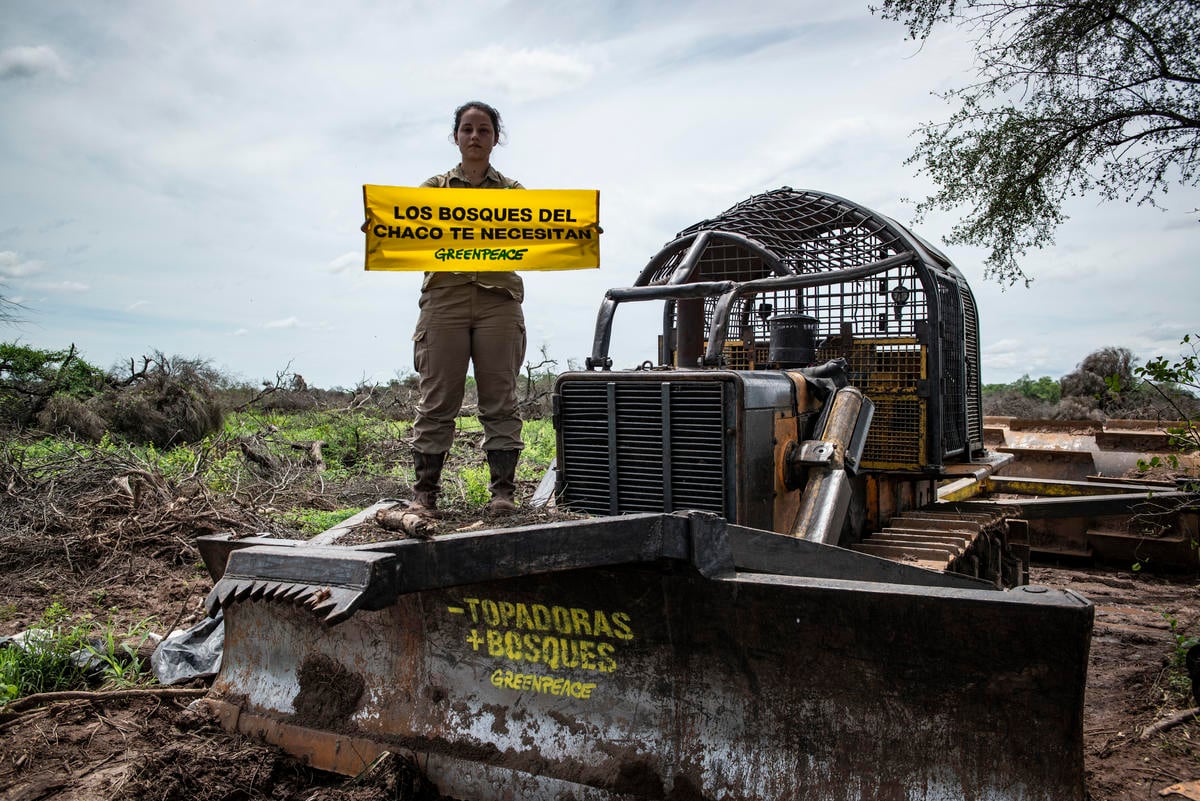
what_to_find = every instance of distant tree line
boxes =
[984,344,1200,421]
[5,340,1197,448]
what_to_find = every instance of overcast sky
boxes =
[2,1,1197,389]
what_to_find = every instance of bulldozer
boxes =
[197,188,1094,800]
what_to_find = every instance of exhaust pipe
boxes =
[788,385,874,545]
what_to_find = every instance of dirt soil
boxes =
[3,510,1200,800]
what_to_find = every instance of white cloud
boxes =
[453,46,597,101]
[0,45,68,80]
[0,2,1195,389]
[0,251,45,278]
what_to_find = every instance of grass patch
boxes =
[275,507,362,536]
[458,464,491,506]
[521,418,555,473]
[0,603,157,704]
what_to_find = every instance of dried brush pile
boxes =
[0,443,283,576]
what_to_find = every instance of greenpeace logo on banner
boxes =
[363,185,600,272]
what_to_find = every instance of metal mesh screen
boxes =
[937,276,966,456]
[628,187,984,472]
[862,397,925,467]
[646,190,911,285]
[816,337,926,469]
[670,263,928,369]
[962,287,983,452]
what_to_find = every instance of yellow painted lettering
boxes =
[463,598,481,623]
[571,608,592,636]
[522,634,542,663]
[542,636,561,669]
[551,606,573,634]
[560,638,580,669]
[611,612,634,640]
[504,631,524,661]
[579,639,597,670]
[515,603,534,629]
[592,610,614,638]
[597,643,617,673]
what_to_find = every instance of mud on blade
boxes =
[199,513,1091,801]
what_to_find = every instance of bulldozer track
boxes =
[851,508,1026,584]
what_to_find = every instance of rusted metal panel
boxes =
[996,447,1097,481]
[205,515,1092,801]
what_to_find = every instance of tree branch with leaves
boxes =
[873,0,1200,285]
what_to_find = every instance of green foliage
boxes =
[873,0,1200,286]
[0,604,158,704]
[982,374,1059,417]
[0,603,90,702]
[1140,334,1199,387]
[458,464,491,506]
[1134,334,1200,457]
[82,615,158,688]
[1160,610,1200,701]
[276,507,362,535]
[0,342,106,399]
[989,374,1061,404]
[0,342,106,427]
[521,418,556,476]
[228,408,411,481]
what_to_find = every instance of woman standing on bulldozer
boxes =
[408,100,526,517]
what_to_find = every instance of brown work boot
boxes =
[410,451,446,517]
[485,449,520,516]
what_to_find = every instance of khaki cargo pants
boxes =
[412,284,526,454]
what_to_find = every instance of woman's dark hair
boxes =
[452,101,504,144]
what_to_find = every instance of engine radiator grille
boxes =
[556,379,729,517]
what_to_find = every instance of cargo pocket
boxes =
[413,328,428,375]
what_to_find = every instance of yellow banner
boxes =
[363,185,600,271]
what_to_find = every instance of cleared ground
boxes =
[2,475,1198,801]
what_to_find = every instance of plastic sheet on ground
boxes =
[150,612,224,685]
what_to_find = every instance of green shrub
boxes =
[459,464,491,506]
[0,604,158,704]
[520,418,556,481]
[0,603,91,701]
[0,342,106,428]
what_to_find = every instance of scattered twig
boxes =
[0,687,207,717]
[1140,706,1200,739]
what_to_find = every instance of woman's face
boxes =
[454,107,498,163]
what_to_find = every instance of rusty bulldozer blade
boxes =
[199,512,1092,801]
